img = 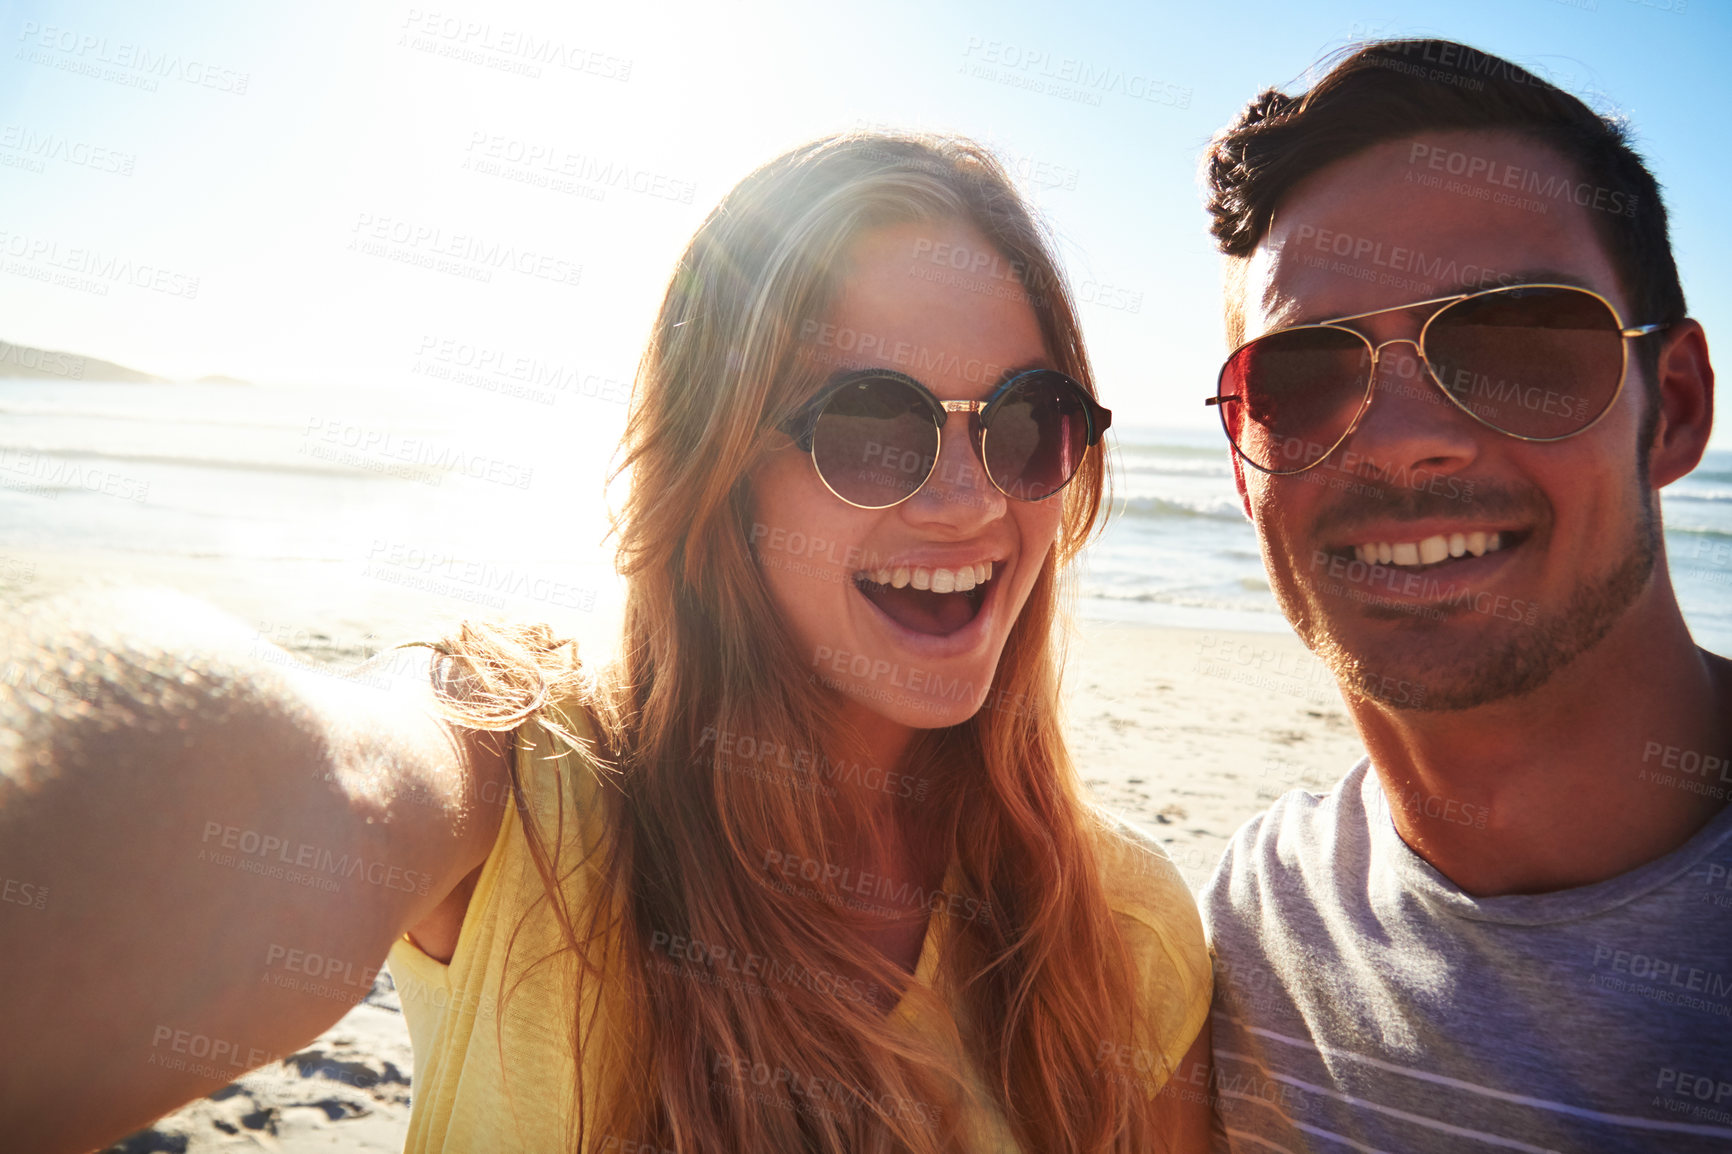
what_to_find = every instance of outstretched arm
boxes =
[0,588,508,1153]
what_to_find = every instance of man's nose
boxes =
[1336,338,1481,475]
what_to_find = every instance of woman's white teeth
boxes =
[1353,532,1505,567]
[863,562,993,590]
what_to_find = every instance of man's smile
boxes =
[1347,530,1508,567]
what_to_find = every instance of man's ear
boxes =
[1646,319,1714,490]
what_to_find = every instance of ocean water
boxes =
[0,378,630,657]
[1,382,1727,656]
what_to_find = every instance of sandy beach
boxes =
[1065,616,1367,892]
[7,558,1363,1151]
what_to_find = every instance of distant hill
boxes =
[0,340,246,385]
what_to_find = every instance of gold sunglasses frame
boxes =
[782,368,1111,510]
[1206,282,1667,476]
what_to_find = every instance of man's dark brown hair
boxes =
[1206,38,1685,392]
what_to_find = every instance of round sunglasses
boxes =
[1208,283,1668,475]
[778,368,1112,509]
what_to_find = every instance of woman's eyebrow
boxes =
[991,361,1057,387]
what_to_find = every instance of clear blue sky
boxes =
[0,0,1724,445]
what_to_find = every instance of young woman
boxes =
[1,134,1209,1153]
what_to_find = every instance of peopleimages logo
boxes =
[1589,944,1732,1004]
[0,446,150,503]
[1310,549,1541,628]
[811,644,976,707]
[263,943,380,994]
[796,318,1011,387]
[0,341,84,379]
[362,541,597,612]
[347,212,582,288]
[762,849,991,925]
[412,335,630,408]
[302,417,535,489]
[1407,142,1638,218]
[16,21,251,94]
[1,874,48,912]
[1396,789,1488,830]
[398,9,632,81]
[0,228,199,298]
[0,125,135,175]
[711,1054,943,1128]
[959,37,1192,109]
[463,131,695,204]
[148,1026,279,1080]
[699,725,928,801]
[198,820,433,896]
[1290,224,1518,294]
[647,929,884,1009]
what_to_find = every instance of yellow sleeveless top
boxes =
[385,700,1211,1152]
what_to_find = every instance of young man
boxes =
[1198,39,1731,1152]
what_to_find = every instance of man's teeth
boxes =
[1353,532,1502,566]
[861,561,993,590]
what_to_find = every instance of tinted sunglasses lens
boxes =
[1426,287,1624,439]
[983,373,1093,500]
[810,377,937,507]
[1221,327,1372,472]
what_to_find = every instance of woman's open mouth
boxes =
[852,562,995,636]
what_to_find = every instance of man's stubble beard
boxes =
[1315,517,1655,712]
[1277,476,1661,714]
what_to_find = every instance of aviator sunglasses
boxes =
[1207,283,1668,475]
[779,367,1112,509]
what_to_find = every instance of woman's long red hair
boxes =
[431,134,1176,1153]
